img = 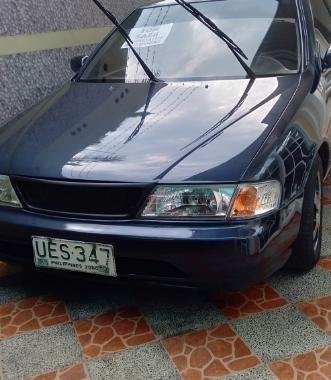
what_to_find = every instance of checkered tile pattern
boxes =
[0,180,330,380]
[74,308,156,359]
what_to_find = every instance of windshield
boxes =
[80,0,300,82]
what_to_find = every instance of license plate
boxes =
[32,237,116,277]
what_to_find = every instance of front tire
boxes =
[286,155,323,272]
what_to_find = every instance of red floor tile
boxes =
[322,195,331,206]
[162,324,260,380]
[319,258,331,272]
[0,295,70,339]
[0,261,21,279]
[26,363,89,380]
[297,296,331,335]
[74,308,156,359]
[214,283,288,320]
[269,346,331,379]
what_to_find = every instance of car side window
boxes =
[310,0,331,53]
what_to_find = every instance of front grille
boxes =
[13,177,153,217]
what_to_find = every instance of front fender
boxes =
[248,127,316,207]
[242,68,329,207]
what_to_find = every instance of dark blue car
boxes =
[0,0,330,290]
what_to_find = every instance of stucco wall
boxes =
[0,0,155,124]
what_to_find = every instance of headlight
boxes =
[0,175,22,208]
[141,185,236,218]
[140,181,281,219]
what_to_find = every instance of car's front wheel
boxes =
[286,155,324,272]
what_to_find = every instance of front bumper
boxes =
[0,199,302,291]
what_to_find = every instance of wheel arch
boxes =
[318,141,330,177]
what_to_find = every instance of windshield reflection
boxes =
[81,0,299,82]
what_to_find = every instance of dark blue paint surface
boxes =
[0,77,299,183]
[0,0,330,289]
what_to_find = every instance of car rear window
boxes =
[80,0,300,82]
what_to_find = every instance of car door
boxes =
[310,0,331,157]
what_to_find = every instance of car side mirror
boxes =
[323,47,331,70]
[70,55,89,73]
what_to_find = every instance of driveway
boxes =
[0,178,330,380]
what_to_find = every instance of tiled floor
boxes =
[0,181,330,380]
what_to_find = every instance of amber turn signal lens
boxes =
[231,186,258,217]
[229,181,281,219]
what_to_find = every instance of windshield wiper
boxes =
[174,0,255,79]
[91,0,161,82]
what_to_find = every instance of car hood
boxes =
[0,77,299,182]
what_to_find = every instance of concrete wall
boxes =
[0,0,155,124]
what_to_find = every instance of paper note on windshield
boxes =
[122,24,173,49]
